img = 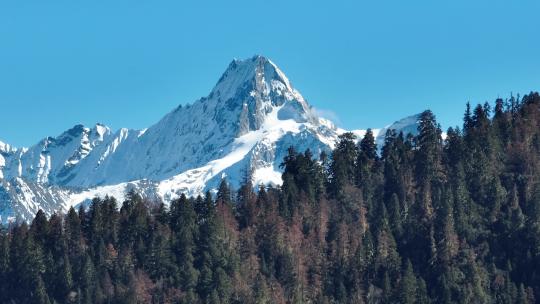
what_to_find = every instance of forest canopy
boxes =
[1,93,540,303]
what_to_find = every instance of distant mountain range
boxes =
[0,55,420,223]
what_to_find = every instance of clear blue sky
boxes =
[1,0,539,147]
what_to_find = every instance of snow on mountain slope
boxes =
[375,114,421,146]
[0,177,73,223]
[37,55,321,188]
[0,178,161,224]
[0,55,421,223]
[157,103,333,200]
[0,124,113,185]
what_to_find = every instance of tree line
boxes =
[1,92,540,303]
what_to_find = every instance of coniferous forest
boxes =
[3,93,540,304]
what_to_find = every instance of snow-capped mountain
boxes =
[0,55,420,223]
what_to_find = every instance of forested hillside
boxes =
[1,93,540,303]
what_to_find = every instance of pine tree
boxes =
[360,128,378,160]
[388,193,403,237]
[416,110,443,186]
[517,284,529,304]
[254,274,271,303]
[400,259,417,304]
[329,132,357,197]
[80,254,96,304]
[464,102,473,134]
[170,194,199,292]
[436,189,459,266]
[30,209,50,248]
[33,275,52,304]
[145,222,175,281]
[216,179,232,207]
[375,204,401,279]
[0,231,10,303]
[417,277,430,304]
[382,270,393,303]
[493,98,510,147]
[280,147,300,219]
[357,128,380,206]
[195,192,233,303]
[237,173,257,228]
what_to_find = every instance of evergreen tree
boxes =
[359,128,378,160]
[415,110,443,186]
[400,259,417,304]
[417,277,430,304]
[0,231,10,303]
[170,194,199,292]
[329,132,357,197]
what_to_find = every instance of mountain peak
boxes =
[211,55,298,103]
[228,54,271,70]
[0,55,423,223]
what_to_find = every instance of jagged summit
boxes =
[213,55,298,101]
[205,55,314,134]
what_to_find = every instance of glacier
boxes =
[0,55,420,223]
